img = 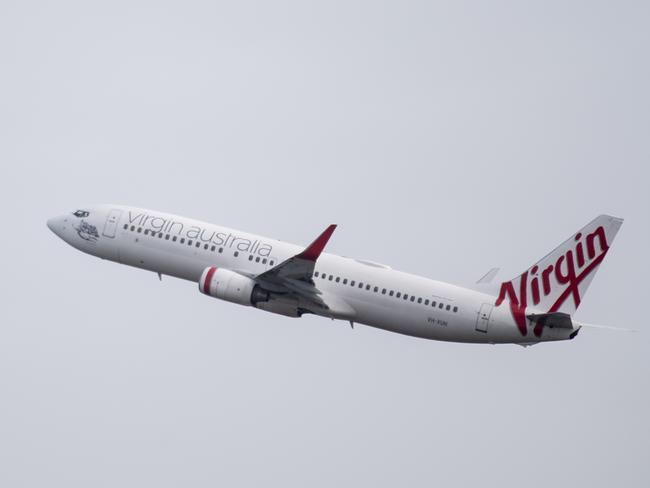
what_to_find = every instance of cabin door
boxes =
[476,303,493,333]
[102,208,123,238]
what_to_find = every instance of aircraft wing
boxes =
[257,224,336,283]
[252,224,355,319]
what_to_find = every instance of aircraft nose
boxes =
[46,217,56,233]
[46,215,66,238]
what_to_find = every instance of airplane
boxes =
[46,206,623,345]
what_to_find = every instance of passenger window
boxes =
[453,306,458,313]
[137,227,142,233]
[211,245,216,251]
[249,255,254,261]
[195,242,200,247]
[446,305,451,311]
[130,225,135,231]
[431,301,436,307]
[256,257,261,263]
[439,303,444,309]
[123,224,128,230]
[202,243,207,249]
[389,290,394,296]
[172,236,177,242]
[403,294,408,300]
[382,288,386,294]
[269,260,274,265]
[219,247,223,253]
[144,229,149,235]
[262,259,267,264]
[374,286,378,292]
[180,238,185,244]
[329,275,333,281]
[396,292,401,298]
[350,281,355,286]
[417,298,422,304]
[366,284,371,290]
[314,272,319,277]
[358,283,363,288]
[322,274,327,279]
[165,235,170,240]
[335,277,340,283]
[234,251,239,257]
[410,296,415,302]
[188,240,193,246]
[343,278,348,285]
[424,299,429,305]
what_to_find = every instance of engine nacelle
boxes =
[199,267,269,306]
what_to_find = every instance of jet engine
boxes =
[199,267,269,306]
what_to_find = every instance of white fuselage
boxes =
[47,205,577,345]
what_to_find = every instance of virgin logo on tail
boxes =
[495,226,610,337]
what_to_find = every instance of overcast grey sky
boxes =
[1,1,649,487]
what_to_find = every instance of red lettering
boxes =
[555,251,581,308]
[496,225,611,338]
[495,271,528,336]
[586,226,608,260]
[530,265,541,305]
[542,264,553,295]
[575,233,585,267]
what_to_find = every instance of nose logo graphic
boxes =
[74,220,100,242]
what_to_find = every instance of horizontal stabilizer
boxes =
[576,322,638,333]
[477,267,500,284]
[526,312,574,329]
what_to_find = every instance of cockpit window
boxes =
[73,210,90,218]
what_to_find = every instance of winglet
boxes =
[297,224,337,261]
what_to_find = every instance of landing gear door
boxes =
[102,209,123,238]
[476,303,493,333]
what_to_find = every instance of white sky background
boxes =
[1,1,649,486]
